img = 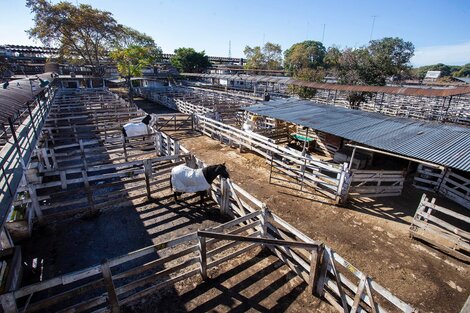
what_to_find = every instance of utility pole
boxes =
[369,15,377,42]
[322,24,326,43]
[228,40,231,58]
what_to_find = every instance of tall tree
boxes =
[26,0,139,76]
[170,48,211,73]
[243,42,283,70]
[110,45,161,104]
[284,40,326,75]
[368,37,414,80]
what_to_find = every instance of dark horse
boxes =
[170,163,230,206]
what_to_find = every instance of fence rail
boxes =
[413,165,470,210]
[349,170,405,198]
[410,194,470,262]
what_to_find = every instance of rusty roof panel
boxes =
[182,73,470,97]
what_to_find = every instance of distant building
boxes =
[424,71,441,82]
[455,77,470,84]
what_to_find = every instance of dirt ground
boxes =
[123,247,336,313]
[166,130,470,313]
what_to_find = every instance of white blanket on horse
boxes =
[123,122,150,137]
[171,164,210,193]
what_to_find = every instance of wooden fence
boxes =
[348,170,406,198]
[195,114,348,202]
[13,131,184,226]
[413,165,470,209]
[1,86,416,312]
[0,180,417,313]
[410,194,470,262]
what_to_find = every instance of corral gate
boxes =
[414,164,470,209]
[348,170,406,198]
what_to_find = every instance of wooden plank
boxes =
[198,236,207,280]
[0,293,18,313]
[197,230,319,250]
[100,260,120,313]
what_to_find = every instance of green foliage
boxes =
[284,40,326,75]
[367,37,414,79]
[27,0,121,75]
[110,45,159,103]
[324,46,341,69]
[452,64,470,77]
[0,57,11,78]
[110,45,159,78]
[26,0,160,76]
[413,63,470,79]
[288,67,325,99]
[170,48,211,73]
[243,42,283,70]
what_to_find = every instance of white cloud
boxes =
[411,42,470,67]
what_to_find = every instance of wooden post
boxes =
[122,137,128,162]
[220,178,229,215]
[166,136,171,156]
[315,248,329,297]
[198,235,207,280]
[60,171,67,190]
[79,140,88,170]
[101,260,121,313]
[40,148,51,170]
[260,205,268,248]
[28,185,44,223]
[308,245,323,295]
[143,159,152,200]
[82,170,95,215]
[0,293,18,313]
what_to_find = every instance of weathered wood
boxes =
[197,230,319,250]
[101,260,120,313]
[198,236,207,280]
[0,293,18,313]
[410,194,470,261]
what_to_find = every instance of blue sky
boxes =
[1,0,469,66]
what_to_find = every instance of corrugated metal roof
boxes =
[246,99,470,171]
[181,73,470,97]
[0,73,53,124]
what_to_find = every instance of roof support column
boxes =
[7,118,22,161]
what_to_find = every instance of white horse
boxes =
[122,114,159,139]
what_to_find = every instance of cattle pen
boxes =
[0,79,468,313]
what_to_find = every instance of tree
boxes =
[284,40,326,75]
[367,37,414,80]
[243,42,283,70]
[0,57,11,78]
[324,46,342,69]
[110,45,160,104]
[170,48,211,73]
[26,0,139,76]
[453,64,470,77]
[288,67,325,99]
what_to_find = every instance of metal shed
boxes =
[246,98,470,172]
